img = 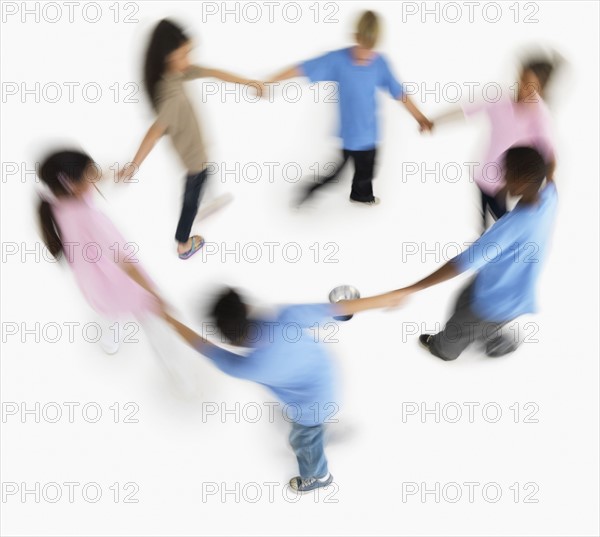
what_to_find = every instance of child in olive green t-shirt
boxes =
[120,19,261,259]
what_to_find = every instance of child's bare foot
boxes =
[177,235,205,260]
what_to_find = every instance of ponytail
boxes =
[38,199,63,259]
[36,148,93,259]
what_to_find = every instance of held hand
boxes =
[418,118,434,133]
[378,288,411,310]
[247,80,267,99]
[117,163,137,183]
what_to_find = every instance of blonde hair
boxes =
[356,11,380,49]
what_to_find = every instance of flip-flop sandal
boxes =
[178,235,205,260]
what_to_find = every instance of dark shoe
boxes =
[349,196,380,206]
[419,334,433,350]
[420,334,458,361]
[289,472,333,492]
[485,337,519,358]
[295,185,316,208]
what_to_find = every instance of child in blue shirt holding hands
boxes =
[269,10,432,206]
[390,146,558,360]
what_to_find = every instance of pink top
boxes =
[51,191,159,319]
[463,95,555,195]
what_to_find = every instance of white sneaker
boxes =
[99,337,120,355]
[289,472,333,492]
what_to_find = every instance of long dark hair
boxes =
[38,150,93,259]
[144,19,190,110]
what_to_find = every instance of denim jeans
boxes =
[289,422,328,479]
[175,169,208,243]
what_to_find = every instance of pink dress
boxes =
[463,95,555,195]
[51,191,159,319]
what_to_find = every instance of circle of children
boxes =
[37,12,558,493]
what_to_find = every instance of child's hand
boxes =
[380,289,411,310]
[247,80,267,99]
[117,163,135,183]
[418,118,434,133]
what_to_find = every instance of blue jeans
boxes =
[289,423,328,479]
[175,169,208,243]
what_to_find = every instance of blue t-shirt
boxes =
[452,182,558,322]
[196,304,338,426]
[300,47,404,151]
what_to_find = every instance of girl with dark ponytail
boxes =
[36,150,195,391]
[120,19,263,260]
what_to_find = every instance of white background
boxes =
[1,1,599,535]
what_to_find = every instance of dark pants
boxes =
[289,423,328,479]
[301,148,377,203]
[429,281,520,361]
[175,169,208,243]
[480,188,507,228]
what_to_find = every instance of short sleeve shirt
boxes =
[156,66,209,173]
[300,48,404,151]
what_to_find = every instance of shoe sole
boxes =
[289,474,334,494]
[349,199,379,206]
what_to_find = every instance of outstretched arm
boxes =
[400,94,433,132]
[118,120,167,182]
[377,261,461,304]
[267,66,303,83]
[164,313,208,348]
[202,67,260,88]
[401,261,460,294]
[429,107,465,127]
[334,290,409,316]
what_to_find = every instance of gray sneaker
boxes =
[289,472,333,492]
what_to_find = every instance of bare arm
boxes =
[114,260,167,316]
[267,66,302,83]
[400,261,460,296]
[400,94,433,132]
[202,68,257,86]
[429,107,465,126]
[164,313,206,347]
[334,291,407,316]
[119,120,167,181]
